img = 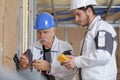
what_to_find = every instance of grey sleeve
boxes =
[94,30,116,55]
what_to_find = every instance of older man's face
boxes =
[37,27,56,48]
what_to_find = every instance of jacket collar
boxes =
[32,36,59,52]
[88,16,102,30]
[50,36,59,52]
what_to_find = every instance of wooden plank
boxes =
[22,0,29,52]
[114,27,120,80]
[1,0,18,69]
[0,0,4,65]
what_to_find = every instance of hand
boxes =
[62,55,76,69]
[32,60,51,71]
[19,54,29,69]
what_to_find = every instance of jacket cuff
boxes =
[74,56,82,68]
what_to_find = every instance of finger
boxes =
[66,55,73,59]
[20,59,27,62]
[20,58,28,62]
[32,62,36,66]
[34,60,41,64]
[32,59,36,63]
[64,63,70,67]
[33,61,42,66]
[32,63,38,68]
[33,63,42,70]
[65,65,71,69]
[20,55,27,59]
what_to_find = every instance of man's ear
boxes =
[53,27,56,34]
[86,7,91,15]
[54,27,56,31]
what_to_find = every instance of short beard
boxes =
[81,14,90,27]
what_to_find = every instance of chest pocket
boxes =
[83,34,96,55]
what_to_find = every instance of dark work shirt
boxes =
[42,45,55,80]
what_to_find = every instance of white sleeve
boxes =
[74,50,111,68]
[74,31,114,68]
[50,64,77,79]
[49,41,76,79]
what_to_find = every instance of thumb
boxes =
[66,55,73,59]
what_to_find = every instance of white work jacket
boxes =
[74,16,117,80]
[18,36,76,80]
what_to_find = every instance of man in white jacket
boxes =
[63,0,117,80]
[14,12,77,80]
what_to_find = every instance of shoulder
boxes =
[29,41,42,49]
[58,39,71,47]
[96,19,116,37]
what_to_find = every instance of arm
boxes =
[19,54,30,70]
[13,49,33,71]
[72,31,115,68]
[49,42,77,79]
[32,59,51,71]
[75,50,111,68]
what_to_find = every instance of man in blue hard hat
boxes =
[14,12,77,80]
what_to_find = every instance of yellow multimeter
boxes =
[57,54,70,63]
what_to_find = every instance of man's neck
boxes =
[43,45,51,51]
[43,36,55,49]
[44,44,51,50]
[89,15,96,26]
[44,41,53,50]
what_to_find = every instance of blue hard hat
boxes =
[34,12,56,30]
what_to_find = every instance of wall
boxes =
[56,26,86,55]
[0,0,18,69]
[116,28,120,80]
